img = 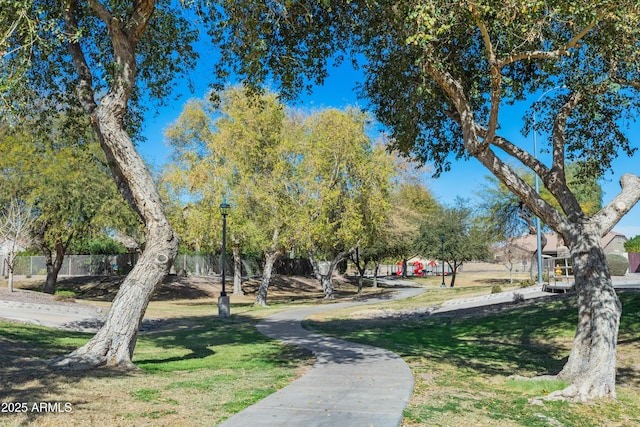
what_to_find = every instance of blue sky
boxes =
[139,59,640,239]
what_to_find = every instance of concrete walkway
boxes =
[218,277,640,426]
[218,286,424,427]
[0,298,104,331]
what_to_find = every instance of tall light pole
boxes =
[218,202,230,318]
[440,235,446,288]
[532,109,543,285]
[532,86,566,285]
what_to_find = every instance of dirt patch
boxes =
[0,274,363,332]
[0,287,84,306]
[1,273,362,306]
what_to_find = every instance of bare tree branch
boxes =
[421,61,485,154]
[487,133,548,177]
[473,147,570,234]
[594,174,640,234]
[496,18,600,68]
[546,91,584,218]
[0,199,35,292]
[64,0,97,114]
[470,3,501,145]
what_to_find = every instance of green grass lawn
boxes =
[0,312,313,426]
[1,285,639,426]
[305,290,640,427]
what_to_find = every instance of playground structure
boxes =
[543,256,575,293]
[395,259,448,276]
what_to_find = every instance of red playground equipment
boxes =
[396,260,426,276]
[412,261,425,276]
[396,261,404,275]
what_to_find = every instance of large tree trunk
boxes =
[321,274,334,299]
[356,274,364,295]
[548,225,620,401]
[372,260,380,288]
[350,248,368,295]
[42,239,69,294]
[53,117,178,369]
[52,114,177,370]
[309,253,323,283]
[3,254,16,292]
[447,261,463,288]
[43,256,63,295]
[33,226,72,295]
[232,242,243,295]
[54,4,178,369]
[55,223,176,370]
[255,249,282,307]
[7,264,14,293]
[317,250,353,300]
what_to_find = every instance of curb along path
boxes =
[219,287,424,427]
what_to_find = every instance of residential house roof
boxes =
[508,231,627,254]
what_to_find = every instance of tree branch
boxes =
[593,174,640,234]
[485,132,549,178]
[548,91,583,218]
[610,72,640,89]
[474,144,570,234]
[63,0,97,114]
[87,0,112,27]
[470,3,500,145]
[497,19,600,68]
[127,0,155,42]
[497,49,566,66]
[88,0,155,43]
[422,62,485,154]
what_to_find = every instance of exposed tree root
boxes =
[510,375,617,404]
[508,374,558,382]
[49,352,141,372]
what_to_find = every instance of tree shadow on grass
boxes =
[253,288,398,305]
[4,289,638,424]
[307,291,640,387]
[475,278,520,285]
[0,313,309,415]
[617,365,640,388]
[0,329,138,427]
[307,294,578,378]
[20,275,214,302]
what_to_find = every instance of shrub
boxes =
[624,235,640,253]
[606,254,629,276]
[53,290,76,302]
[70,236,127,255]
[512,292,525,304]
[519,279,535,288]
[491,284,503,294]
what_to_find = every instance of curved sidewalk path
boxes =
[219,286,424,427]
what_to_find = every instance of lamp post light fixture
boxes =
[440,234,446,288]
[218,202,231,318]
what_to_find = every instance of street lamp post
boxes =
[440,235,446,288]
[532,113,543,285]
[218,202,231,318]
